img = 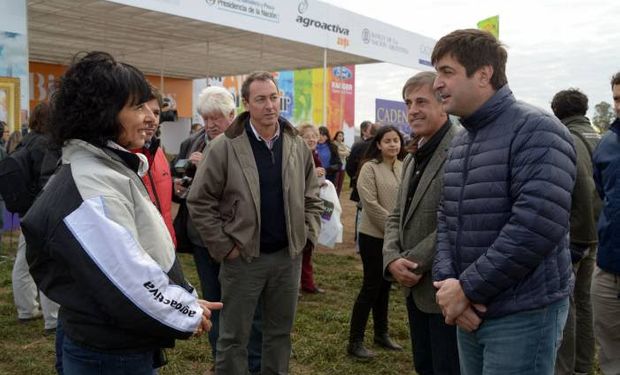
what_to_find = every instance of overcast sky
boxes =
[323,0,620,126]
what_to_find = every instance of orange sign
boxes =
[28,62,193,118]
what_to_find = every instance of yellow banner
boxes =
[477,15,499,39]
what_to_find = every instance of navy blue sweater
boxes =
[593,118,620,274]
[245,123,288,253]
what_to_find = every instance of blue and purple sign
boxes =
[375,98,410,136]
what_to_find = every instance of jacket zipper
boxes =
[455,132,475,275]
[147,169,162,214]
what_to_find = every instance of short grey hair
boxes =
[196,86,236,117]
[402,71,441,103]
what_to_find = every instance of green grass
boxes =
[0,229,415,374]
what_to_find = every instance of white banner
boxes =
[105,0,435,70]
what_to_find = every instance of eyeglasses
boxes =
[302,133,318,140]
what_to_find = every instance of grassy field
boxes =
[0,202,416,375]
[0,190,602,375]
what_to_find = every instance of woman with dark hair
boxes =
[332,130,350,195]
[347,125,405,359]
[20,51,221,374]
[317,126,342,186]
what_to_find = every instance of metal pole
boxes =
[323,48,327,127]
[160,47,165,93]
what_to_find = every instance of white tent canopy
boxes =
[28,0,435,79]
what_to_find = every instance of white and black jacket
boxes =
[22,139,203,352]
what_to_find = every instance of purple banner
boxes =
[375,98,410,136]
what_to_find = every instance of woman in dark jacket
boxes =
[21,51,221,374]
[317,126,342,185]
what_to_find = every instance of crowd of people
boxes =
[0,28,618,375]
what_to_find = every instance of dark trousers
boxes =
[556,245,596,375]
[349,233,391,342]
[193,245,262,372]
[406,294,460,375]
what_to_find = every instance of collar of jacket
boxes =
[409,119,452,157]
[131,137,160,166]
[561,115,592,128]
[224,111,298,139]
[145,137,160,155]
[610,117,620,134]
[460,84,515,132]
[63,139,148,176]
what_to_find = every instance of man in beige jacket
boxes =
[187,71,323,375]
[383,72,461,375]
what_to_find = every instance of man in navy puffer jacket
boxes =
[590,72,620,375]
[431,29,576,375]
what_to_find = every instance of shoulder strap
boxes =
[569,129,594,158]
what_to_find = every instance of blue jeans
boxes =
[193,245,263,372]
[62,336,154,375]
[457,297,569,375]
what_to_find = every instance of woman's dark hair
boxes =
[333,130,344,141]
[318,126,333,144]
[28,102,50,134]
[361,125,406,165]
[50,51,151,147]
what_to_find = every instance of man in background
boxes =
[383,71,461,374]
[551,88,601,375]
[173,86,263,374]
[187,72,322,374]
[591,72,620,375]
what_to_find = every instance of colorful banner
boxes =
[477,15,499,39]
[293,69,313,124]
[277,70,294,119]
[327,66,355,137]
[1,30,28,130]
[211,66,354,136]
[375,98,409,136]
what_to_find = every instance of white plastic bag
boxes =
[318,180,343,248]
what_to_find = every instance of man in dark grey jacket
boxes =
[383,72,460,374]
[431,29,576,374]
[551,88,601,375]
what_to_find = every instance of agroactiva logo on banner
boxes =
[295,0,350,36]
[205,0,215,5]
